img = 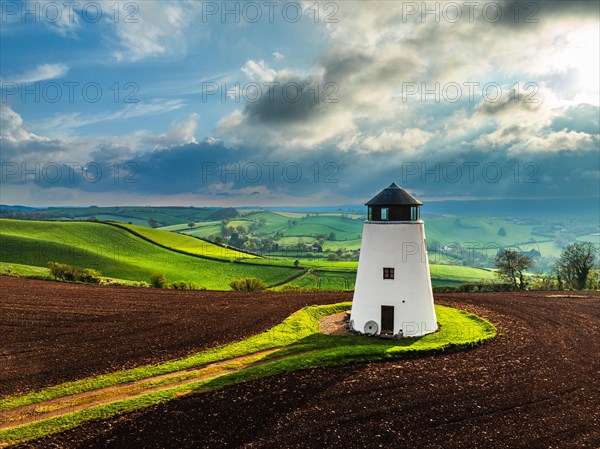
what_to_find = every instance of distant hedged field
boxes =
[1,205,596,290]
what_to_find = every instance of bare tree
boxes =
[554,242,598,290]
[494,249,534,290]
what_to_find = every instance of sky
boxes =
[0,0,599,207]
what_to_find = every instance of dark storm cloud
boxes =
[321,49,421,86]
[243,77,328,125]
[0,138,65,161]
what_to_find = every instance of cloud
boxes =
[33,100,186,135]
[2,63,68,84]
[216,60,355,148]
[241,60,277,83]
[142,113,199,148]
[111,1,198,61]
[507,130,598,154]
[0,104,75,163]
[26,0,80,37]
[0,104,36,143]
[357,128,435,154]
[273,52,284,60]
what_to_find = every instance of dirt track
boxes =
[2,277,599,448]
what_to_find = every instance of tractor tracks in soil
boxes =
[0,347,293,434]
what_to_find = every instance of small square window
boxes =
[383,267,394,279]
[381,207,389,220]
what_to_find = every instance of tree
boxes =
[148,218,159,228]
[494,249,534,290]
[554,242,598,290]
[188,221,196,228]
[498,227,506,237]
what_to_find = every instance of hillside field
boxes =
[0,219,496,289]
[0,219,296,289]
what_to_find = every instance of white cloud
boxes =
[33,100,186,135]
[27,0,80,37]
[273,52,284,60]
[358,128,434,154]
[241,60,277,83]
[3,63,68,84]
[0,104,43,143]
[143,113,199,148]
[507,130,598,154]
[112,1,199,61]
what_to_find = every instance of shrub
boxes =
[48,262,102,284]
[170,280,203,290]
[79,268,102,284]
[432,282,514,293]
[150,273,169,288]
[229,277,267,291]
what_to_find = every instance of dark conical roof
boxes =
[365,183,423,206]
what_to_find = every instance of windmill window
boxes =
[383,267,394,279]
[381,207,389,220]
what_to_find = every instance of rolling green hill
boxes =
[425,217,535,246]
[0,206,237,227]
[0,219,295,289]
[114,223,255,260]
[280,215,363,241]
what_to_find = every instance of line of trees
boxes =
[495,242,598,290]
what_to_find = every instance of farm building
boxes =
[350,183,437,338]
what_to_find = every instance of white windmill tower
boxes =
[350,183,437,338]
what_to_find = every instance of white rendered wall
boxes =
[350,221,437,337]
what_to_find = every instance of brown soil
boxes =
[0,349,281,431]
[0,276,346,398]
[3,278,600,448]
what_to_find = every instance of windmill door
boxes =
[381,306,394,334]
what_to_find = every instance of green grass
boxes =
[7,206,236,227]
[281,216,363,240]
[0,302,495,444]
[0,219,296,289]
[575,233,600,244]
[425,217,535,246]
[244,211,293,234]
[0,219,498,290]
[180,223,224,238]
[274,270,356,290]
[429,264,495,283]
[0,262,50,278]
[115,223,255,260]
